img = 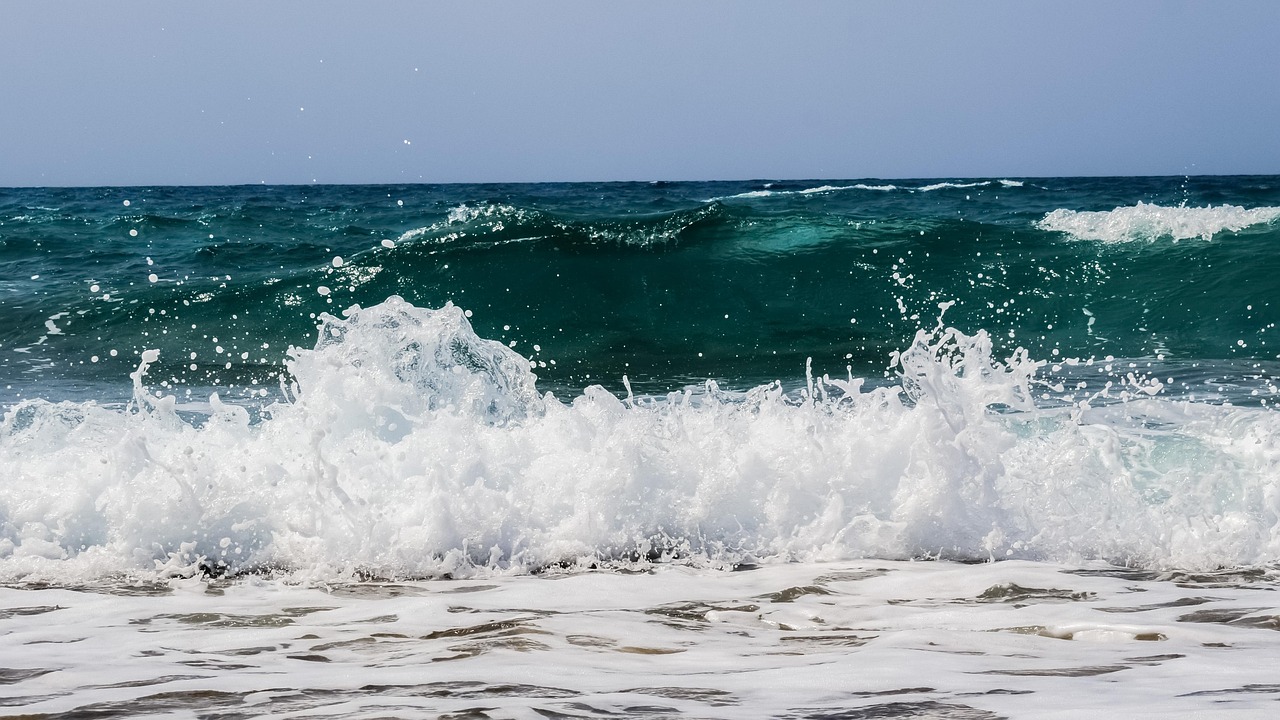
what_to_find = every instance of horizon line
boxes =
[3,172,1278,191]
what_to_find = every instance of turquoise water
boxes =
[4,176,1280,579]
[8,177,1280,720]
[4,176,1279,406]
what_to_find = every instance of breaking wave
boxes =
[395,202,728,249]
[1038,202,1280,243]
[3,297,1279,584]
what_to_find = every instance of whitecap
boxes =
[915,181,992,192]
[1038,202,1280,242]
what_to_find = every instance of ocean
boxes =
[2,177,1279,717]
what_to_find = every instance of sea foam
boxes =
[2,297,1279,583]
[1038,202,1280,242]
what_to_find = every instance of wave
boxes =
[708,184,899,201]
[394,202,727,249]
[710,180,1030,201]
[799,183,899,194]
[1037,202,1280,243]
[917,180,1025,191]
[915,181,990,192]
[3,296,1279,583]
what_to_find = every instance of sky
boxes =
[2,1,1278,186]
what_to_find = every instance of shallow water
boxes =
[3,561,1279,718]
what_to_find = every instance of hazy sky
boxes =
[3,1,1278,186]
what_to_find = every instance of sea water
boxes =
[2,177,1280,717]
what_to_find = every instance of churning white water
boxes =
[2,297,1279,584]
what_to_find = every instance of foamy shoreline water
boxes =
[3,560,1279,718]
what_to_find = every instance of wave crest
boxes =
[710,179,1030,201]
[394,202,727,250]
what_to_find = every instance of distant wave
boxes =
[916,180,1026,191]
[915,181,989,192]
[1038,202,1280,243]
[708,184,898,201]
[800,183,899,194]
[395,202,726,249]
[710,180,1026,201]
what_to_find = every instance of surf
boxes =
[3,296,1279,585]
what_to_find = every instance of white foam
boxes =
[2,297,1280,583]
[5,560,1280,717]
[10,561,1280,717]
[1038,202,1280,243]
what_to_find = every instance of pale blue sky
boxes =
[2,1,1277,186]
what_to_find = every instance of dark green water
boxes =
[3,176,1279,405]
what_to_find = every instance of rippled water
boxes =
[5,561,1280,718]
